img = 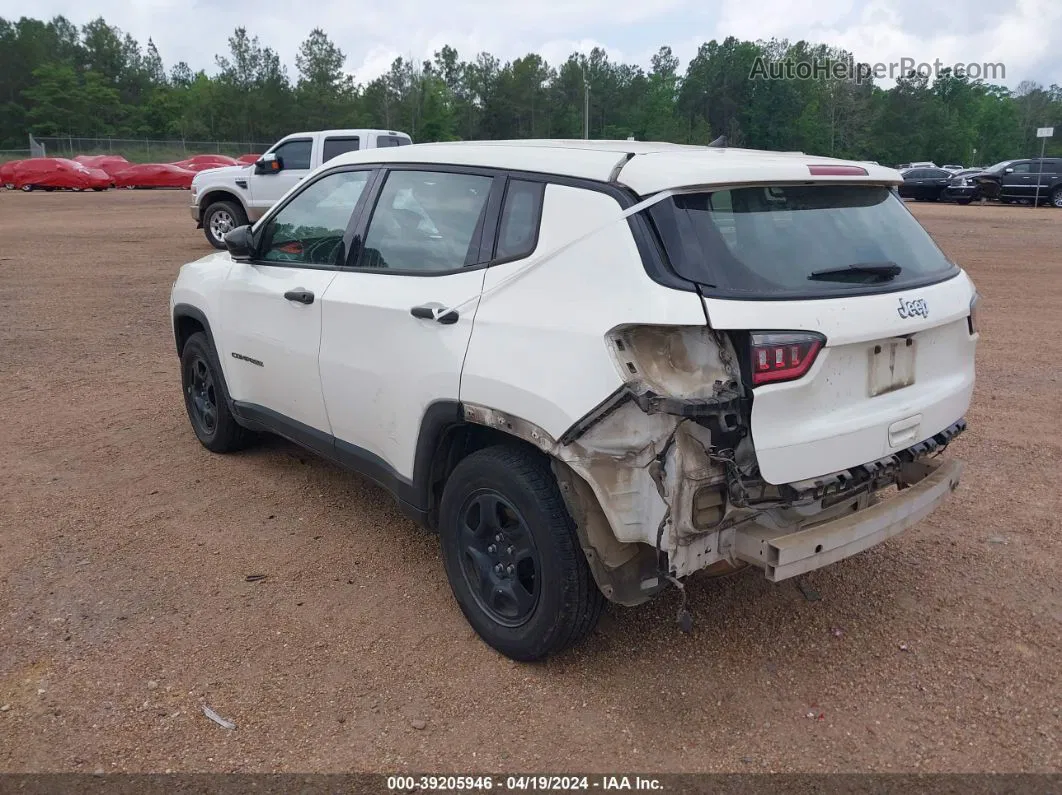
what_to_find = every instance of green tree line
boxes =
[2,15,1060,165]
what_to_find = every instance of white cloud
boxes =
[3,0,1059,87]
[714,0,1062,87]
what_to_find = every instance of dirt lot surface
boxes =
[1,190,1060,774]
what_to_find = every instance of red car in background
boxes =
[1,158,22,188]
[112,163,196,189]
[7,158,112,191]
[74,154,132,177]
[170,154,239,170]
[179,161,236,173]
[237,154,261,164]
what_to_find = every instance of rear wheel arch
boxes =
[411,403,552,532]
[413,402,653,606]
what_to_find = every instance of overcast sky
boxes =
[4,0,1061,89]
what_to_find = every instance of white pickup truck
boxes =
[190,129,412,248]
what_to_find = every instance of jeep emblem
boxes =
[897,297,928,319]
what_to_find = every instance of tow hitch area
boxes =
[733,458,964,582]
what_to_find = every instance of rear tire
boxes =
[438,445,605,661]
[203,200,247,249]
[179,331,254,453]
[1051,186,1062,209]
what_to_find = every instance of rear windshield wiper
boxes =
[808,262,903,282]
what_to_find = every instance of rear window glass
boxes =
[323,136,360,162]
[494,179,545,261]
[375,135,410,147]
[648,185,959,299]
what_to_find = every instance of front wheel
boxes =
[180,331,254,453]
[202,200,247,249]
[438,445,605,661]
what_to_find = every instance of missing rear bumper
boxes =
[733,458,964,582]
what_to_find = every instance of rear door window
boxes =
[323,136,360,162]
[375,135,410,148]
[647,184,960,299]
[356,169,492,272]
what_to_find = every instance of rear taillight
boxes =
[750,332,826,386]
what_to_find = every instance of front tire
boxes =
[180,331,253,453]
[202,200,247,249]
[438,445,605,661]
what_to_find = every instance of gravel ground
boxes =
[0,190,1060,774]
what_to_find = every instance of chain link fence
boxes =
[34,137,273,163]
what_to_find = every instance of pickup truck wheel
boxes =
[203,200,247,249]
[438,445,605,661]
[1051,186,1062,208]
[180,331,253,453]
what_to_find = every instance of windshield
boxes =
[647,184,959,299]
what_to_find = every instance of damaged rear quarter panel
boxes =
[458,183,749,594]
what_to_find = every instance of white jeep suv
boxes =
[170,140,979,661]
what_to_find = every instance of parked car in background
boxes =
[74,154,131,177]
[7,157,112,191]
[190,128,413,248]
[896,161,938,170]
[970,158,1062,207]
[941,164,965,172]
[113,163,196,189]
[898,166,954,201]
[172,154,239,171]
[0,159,22,188]
[170,139,978,660]
[941,169,984,204]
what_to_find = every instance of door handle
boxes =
[284,289,314,305]
[410,303,459,324]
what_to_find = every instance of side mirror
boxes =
[254,152,283,174]
[1003,167,1014,174]
[224,225,255,261]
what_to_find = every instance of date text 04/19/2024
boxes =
[385,775,665,791]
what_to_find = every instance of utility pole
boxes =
[1033,126,1054,208]
[582,64,589,140]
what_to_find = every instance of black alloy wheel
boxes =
[457,490,541,627]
